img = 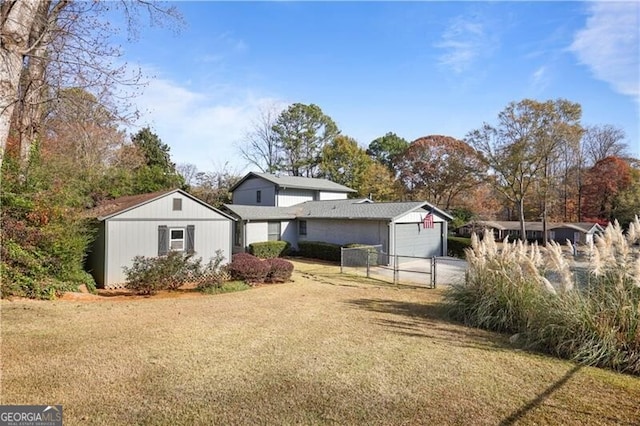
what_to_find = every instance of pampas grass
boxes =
[446,218,640,375]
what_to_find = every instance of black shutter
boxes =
[158,226,169,256]
[186,225,195,254]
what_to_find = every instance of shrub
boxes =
[195,250,230,292]
[124,251,199,295]
[249,241,291,259]
[447,237,471,259]
[265,258,294,283]
[297,241,341,262]
[228,253,270,284]
[445,218,640,375]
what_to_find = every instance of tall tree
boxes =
[467,99,582,242]
[319,135,372,193]
[359,161,404,201]
[367,132,409,173]
[130,127,184,192]
[396,135,485,210]
[581,124,629,166]
[0,1,182,167]
[239,104,282,173]
[271,103,339,177]
[582,156,633,223]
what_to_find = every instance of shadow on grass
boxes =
[346,298,511,352]
[499,364,581,425]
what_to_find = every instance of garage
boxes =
[394,222,444,259]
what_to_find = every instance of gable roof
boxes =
[223,198,453,222]
[91,189,235,221]
[230,172,357,193]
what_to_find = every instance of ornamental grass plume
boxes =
[446,222,640,375]
[545,240,574,292]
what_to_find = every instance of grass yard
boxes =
[1,260,639,425]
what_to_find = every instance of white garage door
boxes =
[395,222,443,258]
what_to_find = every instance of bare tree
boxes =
[0,1,182,167]
[582,124,628,166]
[239,104,282,173]
[177,163,198,187]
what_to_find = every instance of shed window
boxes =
[299,220,307,236]
[267,222,281,241]
[173,198,182,211]
[256,190,262,203]
[170,228,185,251]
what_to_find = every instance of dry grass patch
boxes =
[1,260,639,425]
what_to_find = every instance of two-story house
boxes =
[223,172,453,260]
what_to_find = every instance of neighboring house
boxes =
[230,172,357,207]
[223,187,453,260]
[88,189,234,288]
[456,220,604,244]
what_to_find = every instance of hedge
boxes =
[229,253,270,283]
[343,243,380,266]
[265,258,294,282]
[249,241,291,259]
[447,236,472,259]
[297,241,342,262]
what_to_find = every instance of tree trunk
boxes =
[0,0,41,167]
[519,197,526,242]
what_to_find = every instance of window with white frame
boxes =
[170,228,185,251]
[299,220,307,236]
[256,190,262,203]
[267,222,280,241]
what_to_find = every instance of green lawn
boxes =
[1,260,639,425]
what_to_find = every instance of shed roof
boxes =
[90,189,235,221]
[230,172,357,193]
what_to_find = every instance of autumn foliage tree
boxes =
[581,156,633,224]
[396,135,485,210]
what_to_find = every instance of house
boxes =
[456,220,604,244]
[223,173,453,260]
[229,172,357,206]
[87,189,234,288]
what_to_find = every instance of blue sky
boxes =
[121,1,640,174]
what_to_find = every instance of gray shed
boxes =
[88,189,234,288]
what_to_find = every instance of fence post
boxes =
[366,249,370,278]
[431,257,437,288]
[340,247,344,274]
[393,254,398,284]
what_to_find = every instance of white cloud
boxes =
[435,15,494,74]
[530,65,550,92]
[133,76,285,173]
[570,2,639,99]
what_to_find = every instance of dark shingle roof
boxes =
[459,220,603,233]
[223,198,453,222]
[230,172,356,193]
[222,204,298,221]
[90,189,177,220]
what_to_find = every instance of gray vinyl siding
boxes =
[93,192,233,288]
[104,219,231,287]
[232,178,277,206]
[303,219,389,251]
